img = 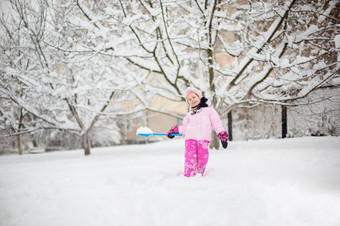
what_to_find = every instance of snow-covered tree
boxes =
[0,0,145,155]
[110,0,339,147]
[0,0,58,154]
[1,0,338,153]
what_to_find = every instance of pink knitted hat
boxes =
[185,87,202,105]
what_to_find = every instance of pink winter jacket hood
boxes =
[179,87,225,141]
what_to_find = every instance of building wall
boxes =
[231,105,282,141]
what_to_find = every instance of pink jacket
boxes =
[178,107,225,141]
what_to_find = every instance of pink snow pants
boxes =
[184,139,210,177]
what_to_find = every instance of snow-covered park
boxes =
[1,136,340,226]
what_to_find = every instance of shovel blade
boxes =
[137,133,152,137]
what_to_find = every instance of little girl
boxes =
[166,87,228,177]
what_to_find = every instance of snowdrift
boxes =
[1,136,340,226]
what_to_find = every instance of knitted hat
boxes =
[185,87,202,105]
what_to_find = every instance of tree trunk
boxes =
[17,107,24,155]
[228,111,233,141]
[210,131,220,150]
[82,133,91,155]
[17,134,23,155]
[282,105,287,138]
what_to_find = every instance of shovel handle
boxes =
[137,133,182,137]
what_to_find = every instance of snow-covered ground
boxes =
[1,136,340,226]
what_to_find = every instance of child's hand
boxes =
[218,131,228,149]
[167,125,179,139]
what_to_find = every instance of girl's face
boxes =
[187,93,200,107]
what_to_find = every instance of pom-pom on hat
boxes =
[185,87,202,105]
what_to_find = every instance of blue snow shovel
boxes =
[137,133,182,138]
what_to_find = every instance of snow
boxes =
[335,35,340,50]
[336,35,340,70]
[136,126,154,134]
[1,136,340,226]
